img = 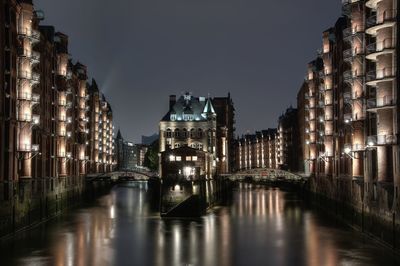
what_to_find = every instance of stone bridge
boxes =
[221,168,307,183]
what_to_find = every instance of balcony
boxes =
[366,39,395,60]
[17,92,32,101]
[66,70,73,80]
[343,70,362,83]
[366,96,396,111]
[343,48,353,61]
[325,100,333,106]
[366,68,395,86]
[320,151,334,158]
[367,135,397,146]
[58,152,72,159]
[17,143,39,153]
[18,28,40,43]
[325,129,334,136]
[319,69,331,78]
[32,114,40,126]
[344,113,352,123]
[18,113,32,122]
[18,71,40,84]
[342,0,361,16]
[343,91,352,104]
[31,93,40,104]
[343,26,364,42]
[30,29,41,43]
[17,49,40,64]
[366,0,381,9]
[325,115,333,121]
[352,144,364,151]
[343,27,353,39]
[366,10,397,35]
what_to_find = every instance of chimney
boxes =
[169,95,176,109]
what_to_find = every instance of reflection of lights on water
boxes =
[110,205,115,219]
[193,183,199,194]
[66,233,74,266]
[173,224,182,266]
[275,239,284,247]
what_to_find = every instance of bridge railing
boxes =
[221,168,307,182]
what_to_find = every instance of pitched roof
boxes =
[161,92,216,122]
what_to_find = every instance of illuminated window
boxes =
[186,156,191,161]
[192,156,198,161]
[176,156,182,161]
[169,155,175,161]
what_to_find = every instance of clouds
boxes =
[35,0,341,142]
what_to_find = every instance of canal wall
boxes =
[159,178,233,217]
[306,175,400,251]
[0,177,112,238]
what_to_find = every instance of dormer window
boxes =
[170,114,176,121]
[182,114,194,121]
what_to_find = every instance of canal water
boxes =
[1,182,399,266]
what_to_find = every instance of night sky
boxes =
[34,0,341,143]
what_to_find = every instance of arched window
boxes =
[166,128,172,138]
[182,128,188,138]
[174,129,180,138]
[198,128,203,138]
[190,129,195,138]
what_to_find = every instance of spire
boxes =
[116,129,123,140]
[203,97,216,115]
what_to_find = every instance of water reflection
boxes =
[0,182,399,266]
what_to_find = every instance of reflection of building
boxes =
[159,93,217,179]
